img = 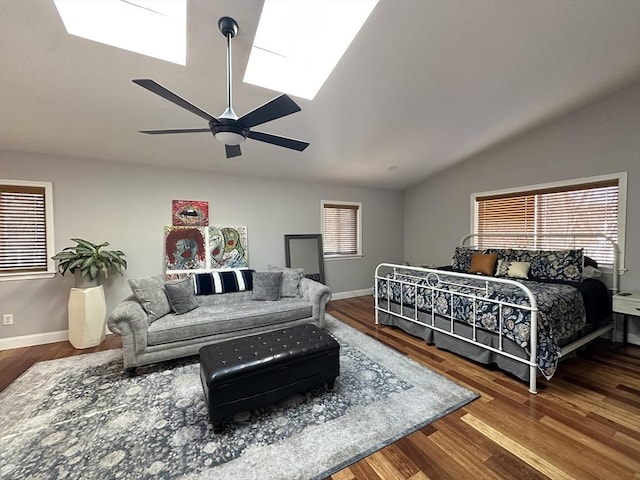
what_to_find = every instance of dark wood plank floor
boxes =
[2,296,639,479]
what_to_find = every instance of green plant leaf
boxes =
[52,238,127,281]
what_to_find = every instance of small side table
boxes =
[612,291,640,344]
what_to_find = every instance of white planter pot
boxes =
[68,285,107,349]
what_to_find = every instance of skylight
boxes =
[243,0,378,100]
[53,0,186,65]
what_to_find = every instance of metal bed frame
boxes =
[374,233,619,394]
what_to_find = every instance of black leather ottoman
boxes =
[199,323,340,432]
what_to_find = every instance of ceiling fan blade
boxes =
[225,144,242,158]
[139,128,211,134]
[248,131,309,151]
[238,94,301,128]
[133,79,218,122]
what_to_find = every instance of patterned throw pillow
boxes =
[128,276,171,324]
[268,265,303,297]
[529,249,583,282]
[193,269,254,295]
[252,272,283,301]
[164,277,199,315]
[495,259,510,277]
[452,247,476,271]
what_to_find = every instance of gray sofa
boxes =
[107,274,332,371]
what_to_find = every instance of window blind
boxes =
[475,180,619,265]
[322,203,359,255]
[0,185,48,272]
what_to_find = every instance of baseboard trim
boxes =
[330,289,372,300]
[0,330,69,350]
[0,326,113,350]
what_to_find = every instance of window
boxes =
[322,201,362,258]
[0,180,56,281]
[472,173,626,269]
[244,0,379,100]
[53,0,186,65]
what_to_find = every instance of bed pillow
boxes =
[582,265,602,279]
[268,265,303,297]
[128,276,171,324]
[452,247,476,271]
[507,261,530,279]
[529,249,583,282]
[252,272,283,301]
[584,256,598,268]
[164,277,199,315]
[468,253,498,275]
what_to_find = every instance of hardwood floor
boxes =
[326,296,640,480]
[2,296,639,479]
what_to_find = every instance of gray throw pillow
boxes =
[252,272,283,301]
[268,265,303,297]
[128,276,171,324]
[164,277,199,315]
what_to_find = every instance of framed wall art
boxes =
[164,225,248,275]
[164,226,207,270]
[172,200,209,226]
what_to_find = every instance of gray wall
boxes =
[404,80,640,338]
[0,153,404,339]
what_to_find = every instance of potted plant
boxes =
[52,238,127,288]
[52,239,127,349]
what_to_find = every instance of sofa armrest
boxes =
[298,277,332,327]
[107,295,149,352]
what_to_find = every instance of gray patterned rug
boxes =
[1,315,478,480]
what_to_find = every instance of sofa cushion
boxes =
[164,278,199,315]
[252,272,282,301]
[268,265,303,297]
[128,276,171,324]
[147,299,313,346]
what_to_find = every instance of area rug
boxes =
[0,315,478,480]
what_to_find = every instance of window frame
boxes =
[0,179,56,281]
[321,200,363,260]
[470,172,627,272]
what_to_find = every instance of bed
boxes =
[374,233,617,393]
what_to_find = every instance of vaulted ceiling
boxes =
[1,0,639,189]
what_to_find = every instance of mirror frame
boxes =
[284,234,325,284]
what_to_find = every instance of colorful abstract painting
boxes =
[172,200,209,226]
[164,226,207,270]
[209,226,248,268]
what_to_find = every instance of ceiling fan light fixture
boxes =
[214,131,246,146]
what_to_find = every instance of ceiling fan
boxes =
[133,16,309,159]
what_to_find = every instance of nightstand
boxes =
[612,292,640,344]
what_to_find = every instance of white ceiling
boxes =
[1,0,639,190]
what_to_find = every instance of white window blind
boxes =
[475,179,619,266]
[0,184,49,273]
[322,202,361,256]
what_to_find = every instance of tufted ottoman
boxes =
[199,323,340,432]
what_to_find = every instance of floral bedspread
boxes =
[376,271,586,378]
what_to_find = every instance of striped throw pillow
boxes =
[193,269,254,295]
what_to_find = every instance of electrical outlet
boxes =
[3,314,13,325]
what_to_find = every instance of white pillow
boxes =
[583,265,602,279]
[507,262,530,279]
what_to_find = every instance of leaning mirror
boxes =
[284,234,325,284]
